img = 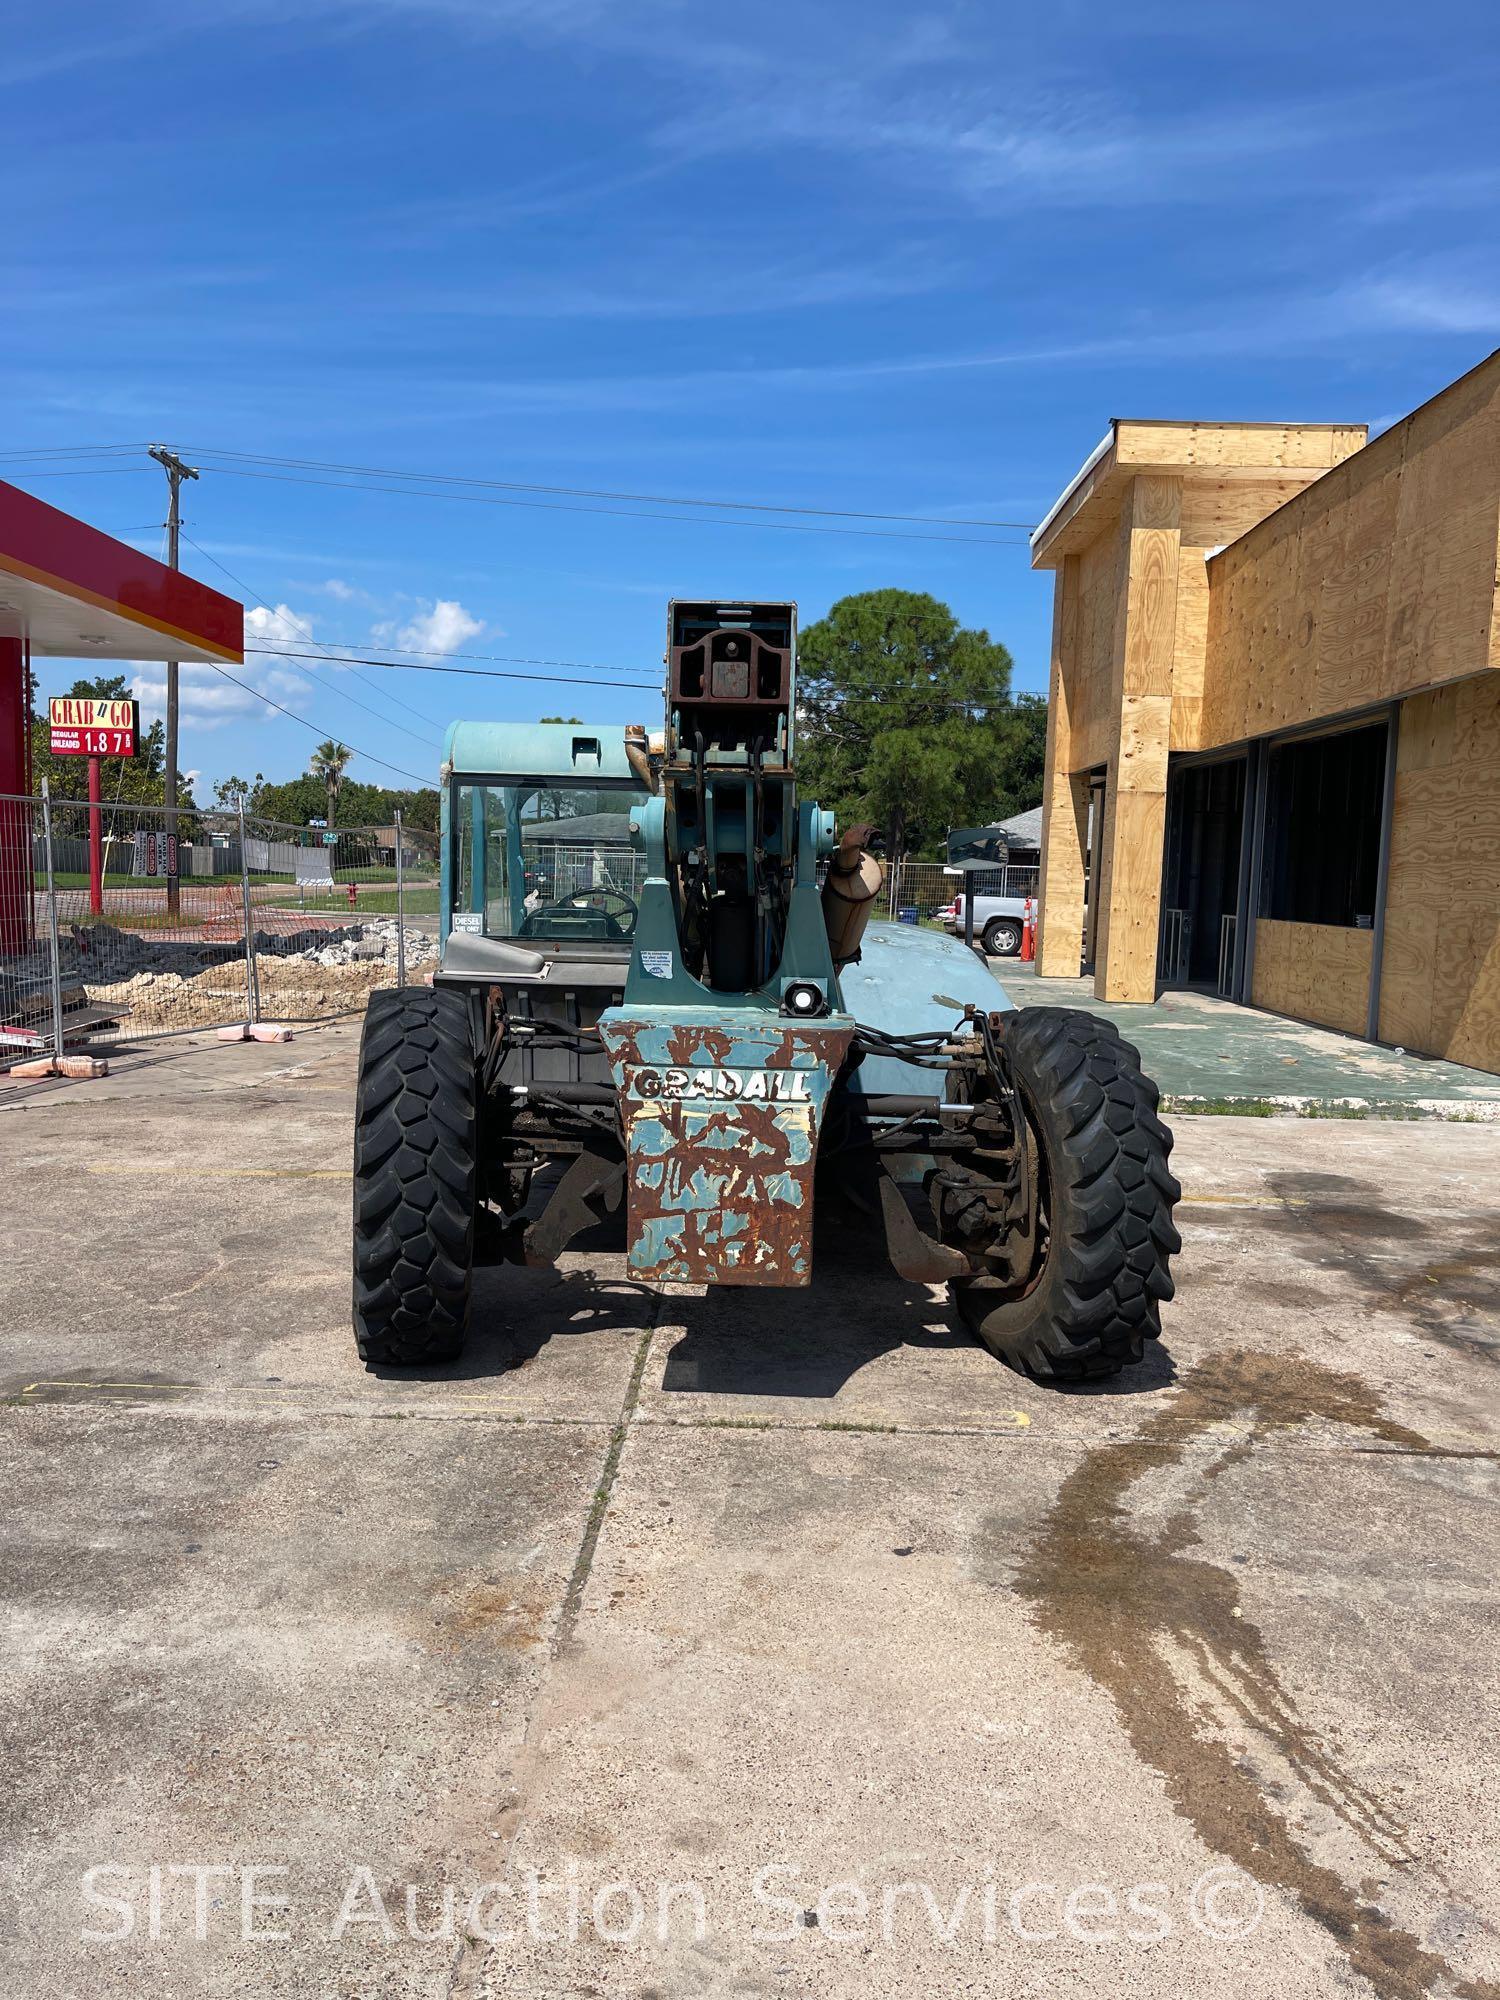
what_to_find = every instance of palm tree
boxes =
[309,740,353,829]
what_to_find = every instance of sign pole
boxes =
[87,753,103,917]
[238,793,260,1025]
[40,779,67,1065]
[393,808,407,989]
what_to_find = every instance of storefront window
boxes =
[1261,723,1386,928]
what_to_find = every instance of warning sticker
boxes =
[640,950,674,979]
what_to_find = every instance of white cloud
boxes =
[393,598,484,656]
[245,601,316,649]
[1346,272,1500,336]
[321,577,356,600]
[130,651,311,733]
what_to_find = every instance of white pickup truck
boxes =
[937,890,1032,957]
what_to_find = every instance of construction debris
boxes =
[3,919,439,1043]
[6,1054,109,1080]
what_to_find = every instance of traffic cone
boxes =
[1020,897,1036,962]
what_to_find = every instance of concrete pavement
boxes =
[998,959,1500,1118]
[1,1020,1497,1997]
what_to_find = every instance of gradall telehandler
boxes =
[352,601,1179,1381]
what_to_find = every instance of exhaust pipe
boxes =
[624,722,659,794]
[821,822,885,966]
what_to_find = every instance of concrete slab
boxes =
[635,1114,1500,1451]
[461,1418,1500,1998]
[0,1402,607,1998]
[0,1021,649,1426]
[999,961,1500,1118]
[3,1019,1498,1998]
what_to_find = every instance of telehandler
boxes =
[352,601,1178,1381]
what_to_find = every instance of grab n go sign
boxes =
[48,697,140,758]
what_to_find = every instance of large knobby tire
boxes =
[952,1006,1180,1381]
[352,986,478,1367]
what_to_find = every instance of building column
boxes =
[1094,476,1181,1004]
[1036,555,1088,976]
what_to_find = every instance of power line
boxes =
[0,467,143,481]
[180,533,447,745]
[245,632,654,682]
[245,643,1019,714]
[247,643,659,692]
[0,443,146,459]
[1,438,1042,539]
[200,662,432,786]
[241,629,649,676]
[180,444,1038,531]
[190,460,1030,546]
[251,650,443,750]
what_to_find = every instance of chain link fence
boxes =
[881,859,1039,927]
[3,791,1045,1066]
[1,788,439,1062]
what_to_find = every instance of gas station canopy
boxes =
[0,478,243,663]
[0,477,246,958]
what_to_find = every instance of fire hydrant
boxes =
[347,882,358,910]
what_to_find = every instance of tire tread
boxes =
[953,1006,1180,1382]
[351,986,477,1367]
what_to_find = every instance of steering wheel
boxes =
[529,887,638,937]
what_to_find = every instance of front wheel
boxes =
[352,986,478,1367]
[982,917,1022,957]
[950,1007,1180,1380]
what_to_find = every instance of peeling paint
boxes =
[599,1008,853,1286]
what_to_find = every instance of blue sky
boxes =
[6,0,1497,799]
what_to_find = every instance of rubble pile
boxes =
[3,919,440,1034]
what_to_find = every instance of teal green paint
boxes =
[504,791,525,936]
[1002,962,1500,1116]
[469,784,486,919]
[444,719,637,782]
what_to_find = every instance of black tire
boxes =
[352,986,478,1367]
[982,917,1022,957]
[951,1006,1180,1381]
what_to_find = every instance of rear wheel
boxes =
[950,1007,1180,1380]
[352,986,478,1367]
[982,916,1022,957]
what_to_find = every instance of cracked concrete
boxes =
[2,1019,1497,1997]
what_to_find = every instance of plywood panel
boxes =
[1375,905,1437,1052]
[1202,352,1500,752]
[1115,422,1363,472]
[1377,679,1500,1074]
[1122,529,1180,696]
[1063,521,1121,774]
[1179,477,1320,547]
[1252,920,1372,1038]
[1037,772,1090,978]
[1117,695,1172,790]
[1037,556,1088,978]
[1096,789,1168,1003]
[1396,683,1457,772]
[1448,919,1500,1073]
[1456,674,1500,762]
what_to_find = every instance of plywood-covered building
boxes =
[1031,349,1500,1074]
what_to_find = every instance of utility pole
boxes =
[149,445,198,916]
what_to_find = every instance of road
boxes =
[1,1023,1497,1997]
